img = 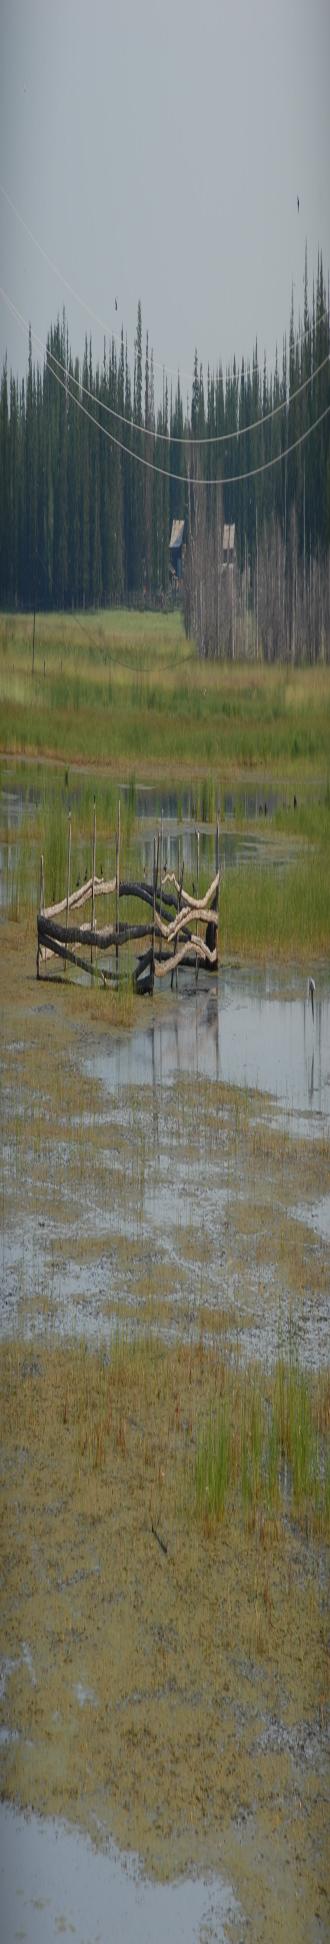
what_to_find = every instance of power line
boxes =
[0,181,188,385]
[4,291,328,449]
[2,288,329,489]
[1,179,328,398]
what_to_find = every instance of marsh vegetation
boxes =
[0,624,329,1942]
[1,610,330,774]
[1,617,330,962]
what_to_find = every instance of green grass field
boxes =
[1,608,330,778]
[1,609,330,956]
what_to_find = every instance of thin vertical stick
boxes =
[151,833,159,994]
[195,826,200,988]
[32,607,36,677]
[178,849,184,990]
[116,798,121,983]
[215,819,220,971]
[171,841,183,991]
[151,835,156,993]
[37,852,45,978]
[159,810,163,964]
[65,811,72,969]
[91,797,96,970]
[177,836,182,990]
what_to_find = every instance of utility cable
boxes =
[3,291,328,448]
[1,180,328,397]
[3,290,329,490]
[0,181,188,384]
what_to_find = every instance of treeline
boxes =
[0,253,329,656]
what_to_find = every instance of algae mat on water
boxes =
[0,1337,329,1944]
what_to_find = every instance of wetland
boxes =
[0,625,329,1942]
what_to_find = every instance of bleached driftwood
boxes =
[37,810,220,994]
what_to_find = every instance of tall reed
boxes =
[193,1357,327,1531]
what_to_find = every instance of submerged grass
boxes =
[221,851,330,956]
[193,1353,329,1532]
[2,787,330,957]
[1,1329,329,1547]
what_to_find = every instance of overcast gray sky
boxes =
[1,0,329,403]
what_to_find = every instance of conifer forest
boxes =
[0,253,329,661]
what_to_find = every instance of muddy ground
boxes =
[0,920,329,1942]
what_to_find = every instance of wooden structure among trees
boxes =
[169,518,186,585]
[37,806,220,996]
[222,523,236,567]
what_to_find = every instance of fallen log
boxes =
[38,915,153,949]
[38,904,217,952]
[154,937,217,978]
[39,931,112,982]
[162,869,220,911]
[42,876,178,923]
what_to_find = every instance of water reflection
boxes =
[0,773,300,914]
[91,968,330,1119]
[0,1803,241,1944]
[140,823,297,879]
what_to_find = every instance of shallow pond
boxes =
[0,1803,242,1944]
[89,964,330,1118]
[0,768,302,914]
[1,956,329,1367]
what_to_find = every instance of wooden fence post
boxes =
[216,819,220,969]
[159,810,163,965]
[171,844,184,991]
[37,852,45,978]
[65,811,72,969]
[195,826,200,988]
[116,798,121,983]
[151,833,159,993]
[91,797,96,970]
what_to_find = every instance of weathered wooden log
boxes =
[161,869,220,911]
[134,945,153,975]
[38,915,153,948]
[154,937,218,978]
[39,931,110,982]
[155,906,217,945]
[38,902,217,952]
[205,892,218,956]
[40,929,217,988]
[37,827,221,993]
[135,971,153,995]
[42,875,116,920]
[42,876,178,923]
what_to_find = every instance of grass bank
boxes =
[1,609,330,780]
